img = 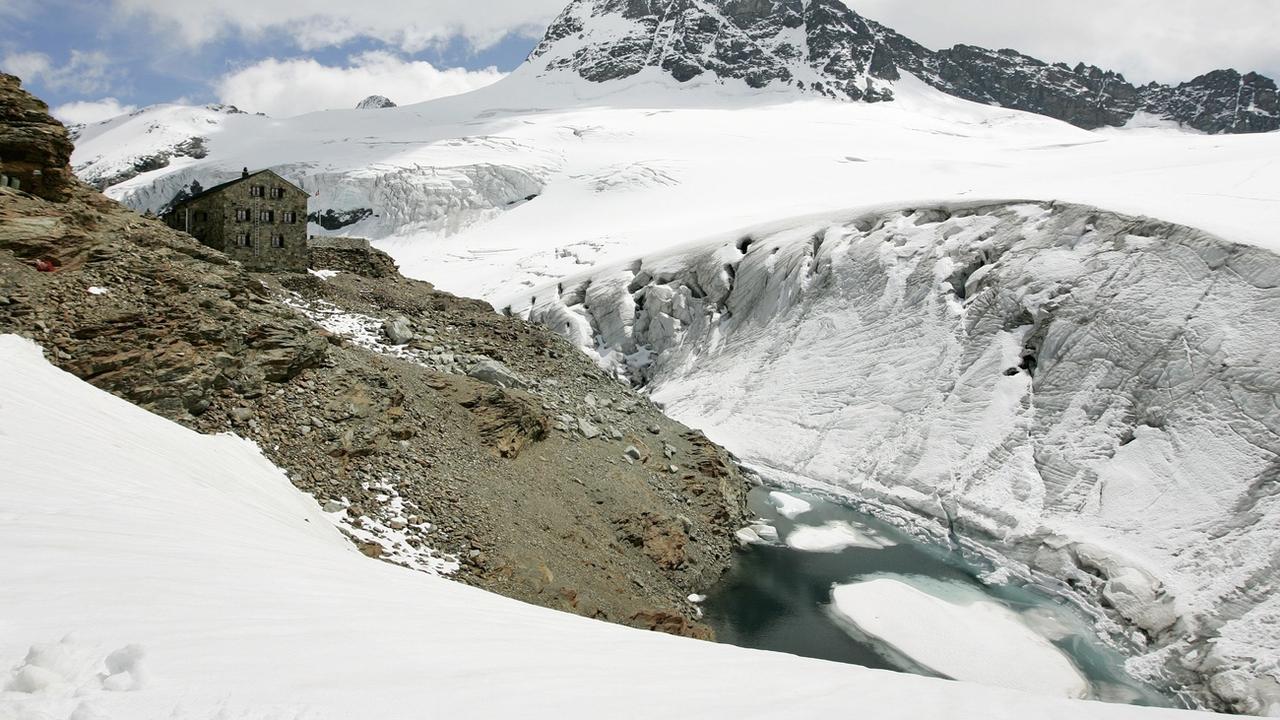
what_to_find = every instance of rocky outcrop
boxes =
[0,74,75,201]
[531,0,1280,133]
[894,44,1143,130]
[531,0,898,101]
[356,95,398,110]
[309,207,374,231]
[1141,70,1280,134]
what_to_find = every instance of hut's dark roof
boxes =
[176,169,307,206]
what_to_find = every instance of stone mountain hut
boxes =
[164,168,308,273]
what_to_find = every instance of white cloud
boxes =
[52,97,137,125]
[113,0,567,52]
[849,0,1280,84]
[214,52,505,116]
[1,49,116,94]
[1,50,51,81]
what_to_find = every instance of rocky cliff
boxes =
[0,73,75,201]
[531,0,1279,133]
[0,74,750,638]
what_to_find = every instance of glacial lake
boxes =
[703,486,1183,708]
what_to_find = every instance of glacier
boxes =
[58,15,1280,714]
[1,333,1223,719]
[513,200,1280,713]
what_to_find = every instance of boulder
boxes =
[467,359,527,389]
[382,316,414,345]
[577,417,601,439]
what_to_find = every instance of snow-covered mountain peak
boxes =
[71,102,260,190]
[529,0,900,102]
[526,0,1279,133]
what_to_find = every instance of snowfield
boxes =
[0,334,1220,718]
[72,67,1280,303]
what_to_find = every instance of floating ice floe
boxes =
[828,575,1089,699]
[785,520,897,553]
[767,491,812,519]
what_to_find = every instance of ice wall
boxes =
[518,201,1280,714]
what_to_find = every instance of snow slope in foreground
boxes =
[0,334,1212,719]
[74,69,1280,301]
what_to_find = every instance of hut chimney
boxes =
[242,167,249,179]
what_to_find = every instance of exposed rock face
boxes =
[894,44,1143,130]
[0,74,75,201]
[531,0,898,101]
[356,95,398,110]
[309,207,374,231]
[531,0,1280,133]
[1141,70,1280,134]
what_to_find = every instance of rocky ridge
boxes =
[531,0,1279,133]
[0,74,750,638]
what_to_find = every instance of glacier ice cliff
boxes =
[515,201,1280,714]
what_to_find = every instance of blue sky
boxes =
[0,0,561,122]
[5,0,1278,124]
[2,3,536,109]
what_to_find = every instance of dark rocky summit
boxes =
[356,95,398,110]
[0,74,750,638]
[531,0,1279,133]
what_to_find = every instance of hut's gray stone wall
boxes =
[165,170,308,273]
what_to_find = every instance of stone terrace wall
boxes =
[308,236,399,278]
